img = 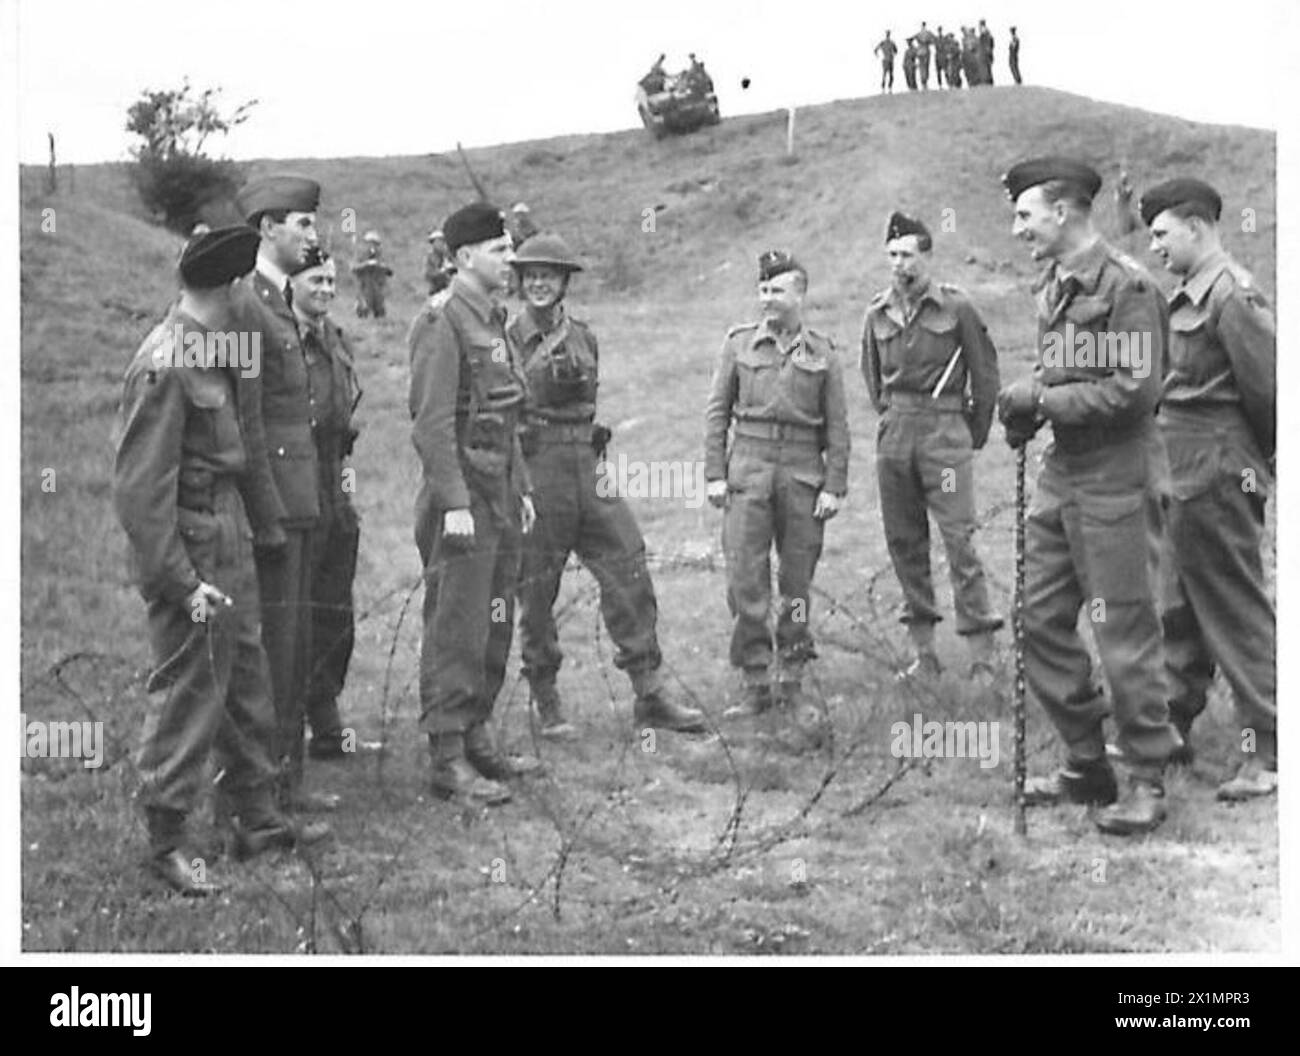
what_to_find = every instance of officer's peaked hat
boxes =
[236,173,321,224]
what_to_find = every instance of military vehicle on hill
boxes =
[636,60,720,138]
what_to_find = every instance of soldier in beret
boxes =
[508,232,707,737]
[286,248,376,762]
[998,157,1182,835]
[409,202,539,805]
[705,251,850,734]
[1140,178,1277,800]
[861,212,1002,682]
[114,227,328,895]
[234,172,341,815]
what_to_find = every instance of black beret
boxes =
[1002,157,1102,202]
[757,249,805,282]
[289,246,333,277]
[444,202,506,252]
[1139,178,1223,226]
[885,211,931,244]
[178,225,259,288]
[236,174,321,224]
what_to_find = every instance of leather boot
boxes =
[428,732,511,806]
[966,630,998,687]
[1023,759,1118,807]
[277,767,342,814]
[778,684,829,750]
[233,787,332,860]
[530,677,575,738]
[1164,705,1197,767]
[464,722,543,780]
[1094,776,1167,835]
[897,623,941,681]
[630,667,708,732]
[1217,758,1278,801]
[723,669,772,719]
[143,808,220,897]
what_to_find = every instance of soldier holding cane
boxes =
[998,157,1182,836]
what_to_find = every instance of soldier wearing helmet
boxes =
[351,229,392,319]
[424,228,454,296]
[509,232,707,736]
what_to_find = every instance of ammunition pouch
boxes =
[177,466,217,513]
[461,382,525,476]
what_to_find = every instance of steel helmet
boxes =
[363,230,381,242]
[511,232,584,272]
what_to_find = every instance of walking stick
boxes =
[1013,441,1028,836]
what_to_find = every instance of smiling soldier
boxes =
[286,247,374,763]
[704,251,850,736]
[1140,178,1277,799]
[998,157,1182,835]
[508,233,707,736]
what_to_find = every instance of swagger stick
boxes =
[1013,441,1028,836]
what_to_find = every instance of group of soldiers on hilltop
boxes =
[113,139,1275,896]
[874,20,1021,93]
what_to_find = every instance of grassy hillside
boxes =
[19,87,1278,954]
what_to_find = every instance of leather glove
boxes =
[997,377,1042,423]
[1003,415,1042,448]
[591,423,612,458]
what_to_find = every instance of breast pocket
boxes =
[184,372,239,455]
[735,347,779,409]
[1168,303,1218,383]
[787,355,828,413]
[1063,296,1110,329]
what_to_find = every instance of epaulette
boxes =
[938,281,968,299]
[726,322,759,340]
[868,288,891,309]
[805,326,837,351]
[1215,263,1269,312]
[406,302,441,350]
[127,321,178,385]
[1106,246,1146,277]
[1222,258,1256,291]
[1105,248,1153,292]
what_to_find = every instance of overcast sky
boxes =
[11,0,1292,164]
